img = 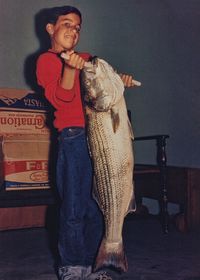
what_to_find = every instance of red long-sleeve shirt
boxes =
[36,51,90,131]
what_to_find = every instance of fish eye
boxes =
[85,80,91,86]
[87,69,96,74]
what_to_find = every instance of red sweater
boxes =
[36,51,90,131]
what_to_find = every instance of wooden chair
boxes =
[133,135,170,233]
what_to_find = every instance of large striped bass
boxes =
[81,57,136,273]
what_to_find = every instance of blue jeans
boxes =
[56,127,103,267]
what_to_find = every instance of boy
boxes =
[36,5,134,280]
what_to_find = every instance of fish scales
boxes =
[88,113,122,215]
[86,104,134,256]
[87,107,133,222]
[81,57,135,273]
[90,114,116,218]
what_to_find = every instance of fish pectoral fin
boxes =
[111,109,120,133]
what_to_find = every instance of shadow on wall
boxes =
[23,8,52,92]
[23,9,59,197]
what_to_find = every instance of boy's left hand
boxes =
[119,73,136,87]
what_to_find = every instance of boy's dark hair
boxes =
[45,6,82,25]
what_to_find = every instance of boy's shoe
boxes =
[58,265,84,280]
[87,271,112,280]
[83,266,112,280]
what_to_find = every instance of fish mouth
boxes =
[88,56,99,66]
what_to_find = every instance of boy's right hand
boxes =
[62,50,85,70]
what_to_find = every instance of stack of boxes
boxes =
[0,88,53,230]
[0,88,51,191]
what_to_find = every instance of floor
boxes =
[0,215,200,280]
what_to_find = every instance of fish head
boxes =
[82,57,124,111]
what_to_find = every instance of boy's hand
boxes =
[119,73,141,87]
[62,51,85,70]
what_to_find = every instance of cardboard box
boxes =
[0,88,49,112]
[0,88,51,135]
[0,134,51,190]
[0,110,50,135]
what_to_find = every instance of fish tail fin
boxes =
[94,238,128,272]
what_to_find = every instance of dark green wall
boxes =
[0,0,199,167]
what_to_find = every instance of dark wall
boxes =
[0,0,199,167]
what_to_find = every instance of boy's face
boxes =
[46,13,81,52]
